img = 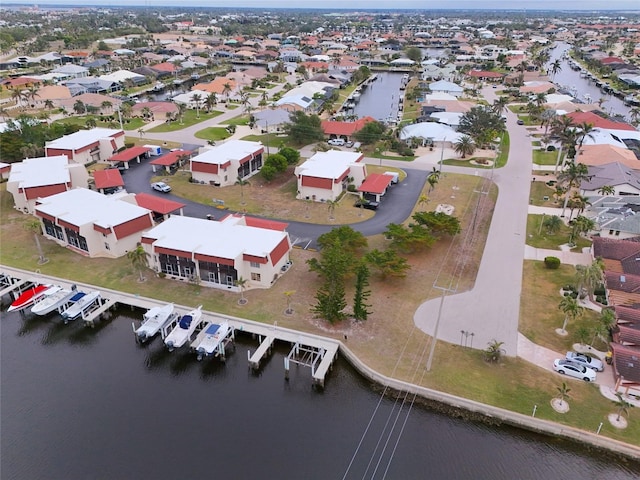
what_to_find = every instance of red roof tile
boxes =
[468,70,505,78]
[149,150,192,166]
[108,146,150,162]
[93,169,124,189]
[565,111,636,131]
[240,215,288,231]
[321,116,376,136]
[358,173,393,195]
[135,193,185,215]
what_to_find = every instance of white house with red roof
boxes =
[140,214,291,291]
[294,150,367,202]
[7,155,89,213]
[358,173,395,202]
[34,188,154,258]
[45,128,125,165]
[321,116,376,141]
[190,140,264,186]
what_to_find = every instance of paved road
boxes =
[414,85,532,357]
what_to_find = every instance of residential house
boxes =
[34,188,154,258]
[295,150,367,202]
[428,80,464,97]
[190,140,264,186]
[7,155,89,213]
[45,128,125,165]
[140,214,292,291]
[321,116,376,141]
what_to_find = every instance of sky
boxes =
[1,0,639,10]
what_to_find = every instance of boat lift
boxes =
[284,341,327,385]
[190,320,235,361]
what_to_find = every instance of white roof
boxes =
[423,92,459,103]
[281,81,334,101]
[144,215,287,261]
[8,156,70,188]
[46,128,122,151]
[36,188,150,229]
[429,80,463,93]
[581,128,628,148]
[296,150,362,179]
[191,140,263,165]
[544,93,575,105]
[99,70,145,83]
[400,122,464,142]
[430,111,463,127]
[52,64,89,74]
[390,58,416,65]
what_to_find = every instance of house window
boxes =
[250,261,261,268]
[251,272,261,281]
[609,230,614,235]
[615,231,621,236]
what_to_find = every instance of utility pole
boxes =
[426,283,457,372]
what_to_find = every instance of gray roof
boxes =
[582,162,640,191]
[253,109,291,128]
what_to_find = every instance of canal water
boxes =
[2,305,639,479]
[351,72,406,124]
[547,42,632,120]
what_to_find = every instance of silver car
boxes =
[566,351,604,372]
[553,359,597,382]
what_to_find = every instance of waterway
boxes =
[547,42,632,120]
[350,72,406,123]
[2,304,639,479]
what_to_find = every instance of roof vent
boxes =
[620,275,626,283]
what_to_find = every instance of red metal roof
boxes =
[565,111,636,131]
[241,215,288,231]
[358,173,394,195]
[149,150,192,166]
[108,146,150,162]
[93,169,124,189]
[321,116,376,136]
[135,193,185,215]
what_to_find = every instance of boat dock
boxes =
[1,266,339,387]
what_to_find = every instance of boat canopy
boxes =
[179,315,193,329]
[205,324,220,334]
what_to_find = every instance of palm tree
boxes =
[550,59,562,79]
[427,167,440,192]
[284,290,295,314]
[235,177,250,205]
[558,295,584,334]
[11,89,26,108]
[453,135,475,159]
[590,323,609,348]
[492,96,509,115]
[204,92,217,112]
[483,339,505,363]
[597,185,615,196]
[73,100,87,115]
[191,93,202,118]
[141,106,152,121]
[235,276,248,304]
[101,100,113,113]
[418,194,429,209]
[327,199,338,220]
[556,382,571,406]
[177,103,187,124]
[541,214,562,234]
[600,308,616,331]
[576,122,596,149]
[165,111,173,124]
[613,392,633,423]
[570,215,595,246]
[260,90,269,108]
[222,82,232,102]
[127,243,150,282]
[86,117,97,128]
[575,259,604,301]
[567,193,590,220]
[25,218,48,265]
[557,161,592,217]
[629,107,640,127]
[44,99,55,110]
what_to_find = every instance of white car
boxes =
[566,351,604,372]
[152,182,171,193]
[327,138,345,146]
[553,359,597,382]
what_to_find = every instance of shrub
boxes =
[544,256,561,269]
[546,145,556,152]
[124,142,134,149]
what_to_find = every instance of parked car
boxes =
[516,119,525,125]
[328,138,345,146]
[354,199,380,210]
[566,351,604,372]
[151,182,172,193]
[553,359,597,382]
[345,140,354,148]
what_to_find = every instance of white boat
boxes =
[7,283,53,312]
[164,306,203,352]
[192,321,230,360]
[61,291,100,322]
[31,286,77,316]
[134,303,175,343]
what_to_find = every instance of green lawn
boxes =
[533,149,559,166]
[53,115,145,131]
[147,110,223,133]
[220,115,250,126]
[241,133,294,149]
[526,213,592,251]
[529,180,558,207]
[194,127,232,142]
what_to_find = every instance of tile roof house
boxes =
[7,155,89,214]
[140,214,292,291]
[566,111,637,132]
[321,116,376,139]
[190,140,264,186]
[35,188,154,258]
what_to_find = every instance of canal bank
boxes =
[2,264,639,463]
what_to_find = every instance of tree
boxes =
[384,222,435,253]
[412,211,461,237]
[576,122,596,150]
[364,248,410,278]
[86,117,97,128]
[543,215,563,234]
[25,218,48,265]
[558,295,584,334]
[308,241,350,323]
[222,82,232,102]
[191,93,202,118]
[569,215,595,245]
[284,290,295,315]
[555,382,571,410]
[597,185,615,196]
[492,96,509,115]
[557,161,592,217]
[177,103,187,124]
[613,392,633,423]
[550,59,562,79]
[260,164,277,181]
[405,46,422,63]
[235,276,248,304]
[575,259,603,300]
[127,243,150,282]
[326,199,338,220]
[352,263,372,321]
[453,135,476,159]
[600,308,616,331]
[205,92,217,112]
[317,225,367,255]
[73,100,87,115]
[278,146,300,165]
[283,111,324,145]
[235,177,250,205]
[483,339,505,363]
[458,106,505,148]
[101,100,113,113]
[590,323,609,348]
[427,167,440,192]
[353,121,386,145]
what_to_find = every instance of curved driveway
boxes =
[414,86,532,356]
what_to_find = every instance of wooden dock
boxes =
[1,266,340,387]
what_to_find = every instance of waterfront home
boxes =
[45,128,125,165]
[7,155,89,214]
[295,150,366,203]
[34,188,153,258]
[190,140,264,187]
[140,214,292,291]
[321,117,376,142]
